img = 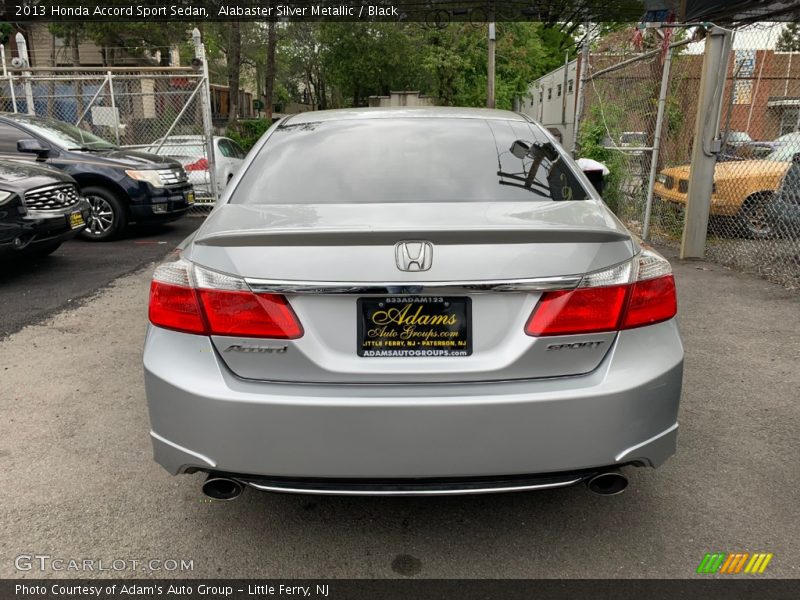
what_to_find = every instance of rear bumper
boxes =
[210,467,644,496]
[144,319,683,483]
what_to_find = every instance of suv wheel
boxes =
[81,187,127,241]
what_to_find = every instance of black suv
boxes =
[0,113,195,240]
[0,159,90,258]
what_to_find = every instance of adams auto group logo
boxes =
[697,552,774,574]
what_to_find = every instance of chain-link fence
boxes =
[0,64,217,213]
[581,24,800,290]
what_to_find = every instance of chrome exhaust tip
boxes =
[202,475,243,501]
[587,471,628,496]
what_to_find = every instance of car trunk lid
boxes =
[187,202,633,383]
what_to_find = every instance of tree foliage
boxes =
[31,21,581,119]
[777,23,800,52]
[0,23,14,45]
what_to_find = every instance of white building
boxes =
[518,58,580,149]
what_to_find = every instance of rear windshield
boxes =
[233,117,590,204]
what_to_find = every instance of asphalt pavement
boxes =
[0,242,797,579]
[0,218,201,339]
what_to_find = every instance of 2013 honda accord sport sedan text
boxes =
[143,108,682,500]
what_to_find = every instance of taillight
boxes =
[185,158,209,171]
[148,257,303,339]
[622,275,677,329]
[525,248,677,337]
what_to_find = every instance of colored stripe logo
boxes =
[697,552,773,574]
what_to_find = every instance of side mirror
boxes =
[17,139,52,158]
[509,139,559,162]
[510,140,531,159]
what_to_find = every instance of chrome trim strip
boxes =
[150,431,217,468]
[614,423,678,462]
[241,476,584,496]
[245,275,582,295]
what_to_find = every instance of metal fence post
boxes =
[193,28,218,203]
[75,77,109,126]
[642,46,674,241]
[107,71,121,146]
[680,26,733,259]
[15,33,35,115]
[8,72,17,114]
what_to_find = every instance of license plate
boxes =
[68,211,85,229]
[186,191,195,205]
[357,296,472,357]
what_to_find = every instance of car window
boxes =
[151,144,205,157]
[0,123,34,154]
[218,139,235,158]
[230,141,247,159]
[234,117,590,205]
[1,115,115,150]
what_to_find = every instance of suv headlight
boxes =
[125,169,164,188]
[0,190,14,205]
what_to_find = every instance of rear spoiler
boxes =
[194,228,631,247]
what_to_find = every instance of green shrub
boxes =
[225,119,276,152]
[577,116,626,214]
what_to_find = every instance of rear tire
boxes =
[81,186,127,241]
[737,192,773,239]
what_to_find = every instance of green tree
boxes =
[0,23,14,45]
[319,23,424,107]
[52,23,189,66]
[777,23,800,52]
[418,22,564,110]
[281,23,328,109]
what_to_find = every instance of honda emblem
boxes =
[395,241,433,272]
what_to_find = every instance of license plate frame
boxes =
[357,296,472,358]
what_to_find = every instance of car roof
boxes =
[283,107,527,125]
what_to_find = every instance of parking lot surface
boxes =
[0,242,797,579]
[0,219,201,339]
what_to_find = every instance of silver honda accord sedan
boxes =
[143,107,682,499]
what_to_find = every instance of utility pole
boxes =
[572,21,591,156]
[487,22,496,109]
[680,25,733,259]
